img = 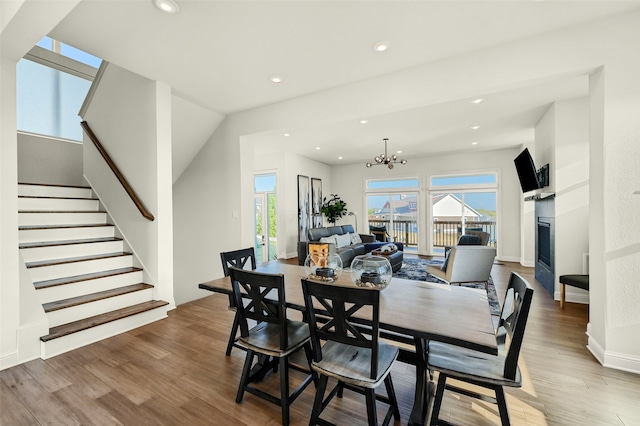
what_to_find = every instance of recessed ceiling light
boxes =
[471,125,480,130]
[471,98,484,104]
[152,0,179,13]
[396,150,403,154]
[373,41,390,52]
[283,133,290,137]
[360,120,368,124]
[270,76,283,84]
[338,156,343,160]
[471,141,479,145]
[315,147,321,150]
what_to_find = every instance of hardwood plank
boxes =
[43,283,153,312]
[0,365,81,425]
[26,251,131,269]
[53,385,124,426]
[41,300,168,341]
[0,380,40,426]
[34,266,143,289]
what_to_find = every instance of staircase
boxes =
[18,182,169,359]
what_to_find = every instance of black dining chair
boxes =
[229,267,315,426]
[301,278,401,426]
[427,272,534,426]
[220,248,257,355]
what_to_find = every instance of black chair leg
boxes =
[384,375,401,420]
[494,385,510,426]
[236,349,255,403]
[310,375,328,425]
[226,311,241,356]
[303,343,318,385]
[365,388,378,426]
[429,373,447,426]
[279,357,290,426]
[337,381,345,398]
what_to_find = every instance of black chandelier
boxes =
[366,138,407,169]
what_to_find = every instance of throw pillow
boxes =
[457,234,482,245]
[335,233,352,248]
[349,233,362,245]
[319,235,337,246]
[441,250,451,271]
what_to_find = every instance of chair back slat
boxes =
[220,248,257,277]
[301,279,381,380]
[229,267,288,350]
[497,272,534,380]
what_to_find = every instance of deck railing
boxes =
[367,219,497,248]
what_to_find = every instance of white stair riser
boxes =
[28,256,133,282]
[18,185,92,199]
[19,226,114,243]
[19,212,107,226]
[41,306,169,359]
[19,197,100,211]
[37,270,143,304]
[46,288,154,328]
[20,240,124,262]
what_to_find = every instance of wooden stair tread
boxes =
[18,195,97,201]
[26,252,132,269]
[40,300,169,342]
[18,210,106,214]
[34,267,143,289]
[20,237,122,249]
[18,182,91,189]
[43,283,154,312]
[19,224,113,230]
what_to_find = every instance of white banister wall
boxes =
[81,62,175,309]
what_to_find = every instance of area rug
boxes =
[394,257,501,316]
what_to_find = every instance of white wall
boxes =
[331,148,522,261]
[554,98,590,303]
[17,133,84,186]
[82,63,174,307]
[0,57,21,369]
[0,0,80,371]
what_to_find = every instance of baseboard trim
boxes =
[0,352,19,371]
[285,251,298,259]
[586,324,640,374]
[554,290,589,305]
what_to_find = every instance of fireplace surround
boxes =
[535,198,555,296]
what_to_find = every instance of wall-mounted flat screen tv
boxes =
[514,148,541,193]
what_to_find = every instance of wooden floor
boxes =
[2,258,640,426]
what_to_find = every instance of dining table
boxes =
[199,261,497,426]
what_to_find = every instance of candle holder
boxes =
[350,254,392,289]
[304,253,343,283]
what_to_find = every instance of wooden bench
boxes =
[559,274,589,308]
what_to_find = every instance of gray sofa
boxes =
[297,225,404,271]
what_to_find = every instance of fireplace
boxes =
[535,199,555,296]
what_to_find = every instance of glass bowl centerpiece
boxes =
[350,254,393,289]
[304,251,343,283]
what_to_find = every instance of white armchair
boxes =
[427,246,496,290]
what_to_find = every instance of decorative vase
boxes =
[304,252,343,283]
[350,254,392,289]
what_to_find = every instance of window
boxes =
[17,37,100,141]
[366,177,419,252]
[429,172,498,255]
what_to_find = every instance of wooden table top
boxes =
[199,262,497,355]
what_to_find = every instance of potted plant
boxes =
[321,194,348,224]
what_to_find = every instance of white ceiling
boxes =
[47,1,640,166]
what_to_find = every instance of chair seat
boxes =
[427,341,521,387]
[312,340,398,388]
[240,320,310,357]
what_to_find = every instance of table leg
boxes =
[408,338,430,426]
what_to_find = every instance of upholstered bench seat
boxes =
[559,274,589,308]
